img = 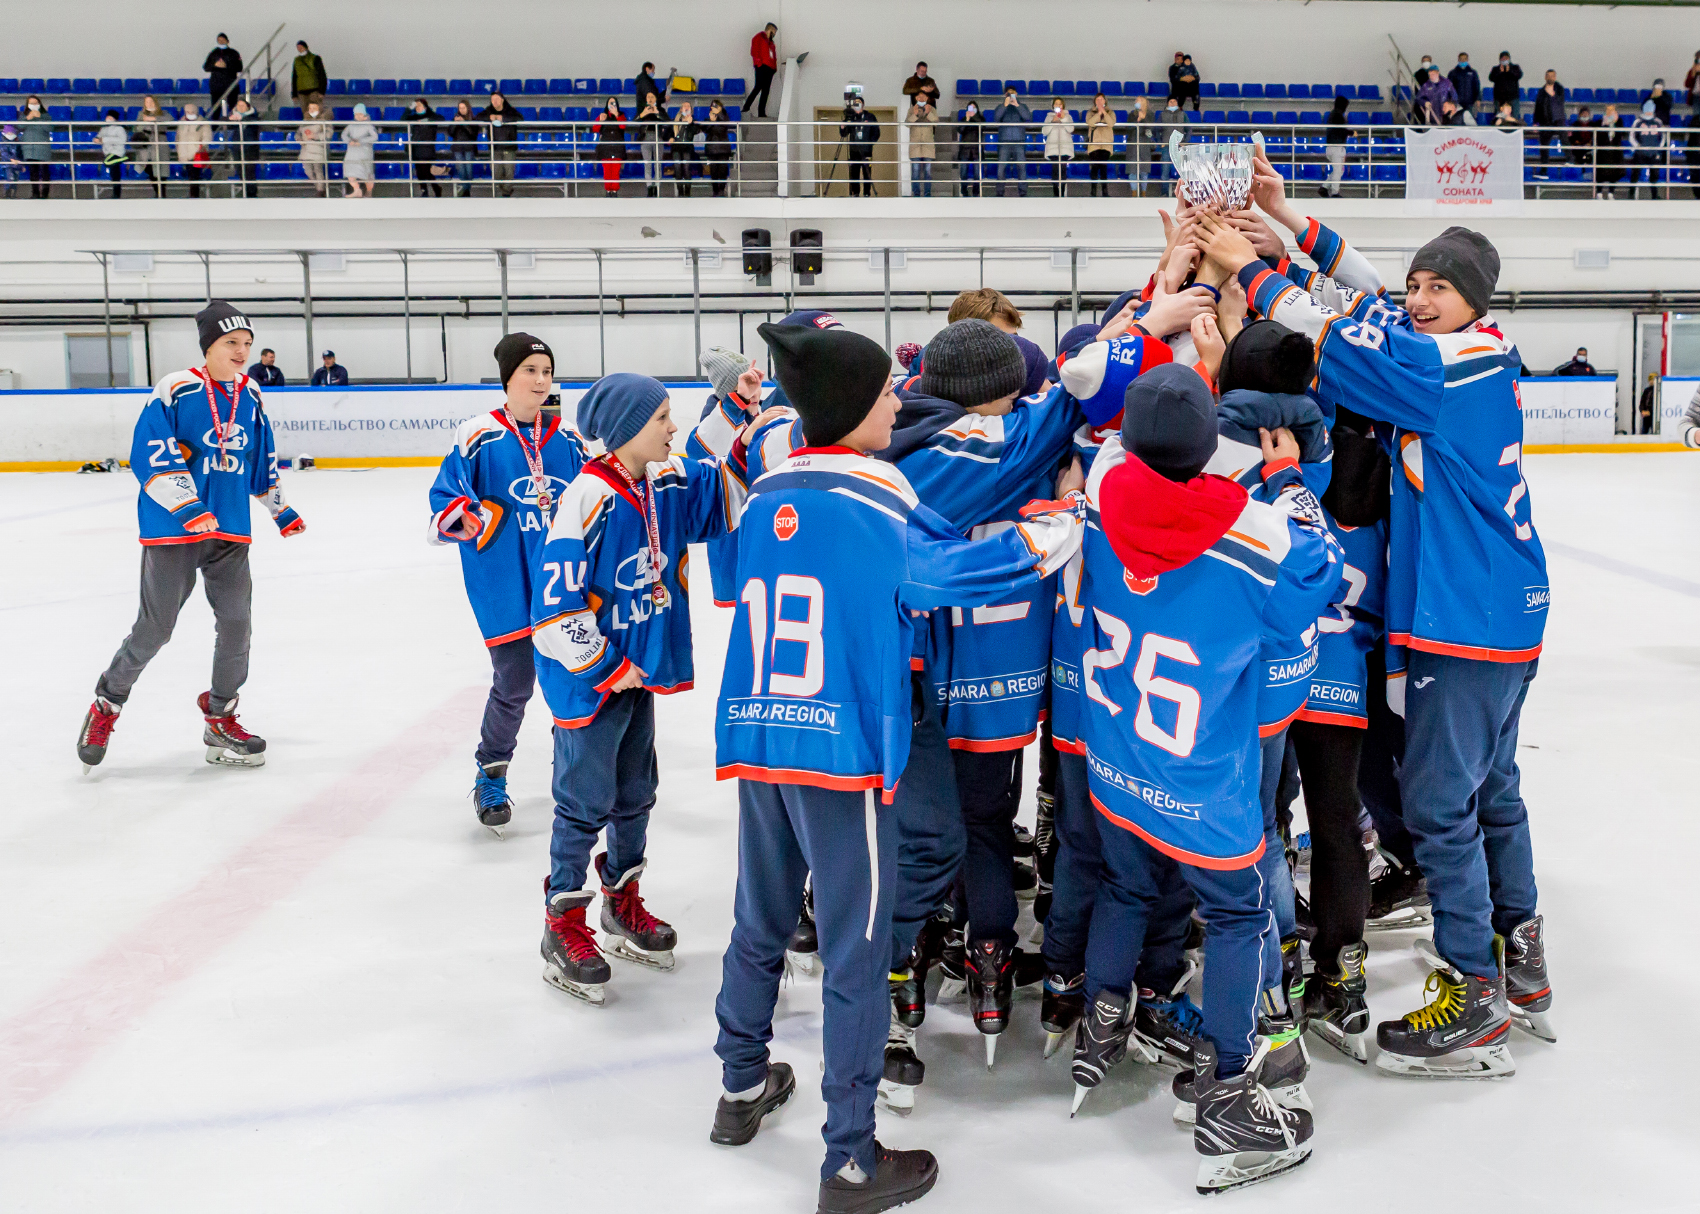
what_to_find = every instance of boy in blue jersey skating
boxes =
[429,334,586,835]
[1199,183,1555,1070]
[530,374,748,1006]
[1068,364,1341,1195]
[709,322,1084,1214]
[79,301,305,772]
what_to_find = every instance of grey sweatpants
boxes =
[97,539,252,710]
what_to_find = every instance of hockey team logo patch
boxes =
[774,504,799,541]
[1124,570,1157,596]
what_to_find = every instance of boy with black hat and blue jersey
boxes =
[78,301,305,773]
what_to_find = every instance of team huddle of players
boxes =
[76,155,1554,1214]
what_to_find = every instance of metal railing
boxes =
[1,119,1693,200]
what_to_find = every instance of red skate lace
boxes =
[208,710,253,741]
[606,883,666,936]
[84,704,118,746]
[546,908,603,964]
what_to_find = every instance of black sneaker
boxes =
[710,1062,795,1145]
[816,1140,939,1214]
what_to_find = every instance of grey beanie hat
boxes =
[1409,226,1500,319]
[700,345,754,402]
[917,319,1027,407]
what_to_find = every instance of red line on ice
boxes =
[0,687,483,1126]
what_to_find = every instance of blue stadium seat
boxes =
[1203,110,1226,124]
[979,78,1001,96]
[540,162,568,178]
[448,79,473,95]
[1199,82,1217,98]
[567,106,590,122]
[47,105,71,120]
[1617,88,1639,104]
[1570,88,1593,103]
[372,79,397,94]
[1287,84,1308,99]
[727,104,742,121]
[476,79,498,95]
[1217,83,1241,99]
[725,77,747,97]
[1102,81,1123,97]
[1251,110,1275,124]
[0,80,19,96]
[523,79,548,95]
[1266,84,1288,99]
[1345,163,1368,181]
[1028,80,1051,95]
[517,106,537,119]
[398,79,422,94]
[538,106,563,121]
[46,77,71,93]
[1227,110,1250,124]
[346,79,371,94]
[1300,110,1323,125]
[72,78,97,94]
[1276,110,1299,125]
[1004,79,1025,95]
[20,78,46,94]
[73,105,98,121]
[335,106,355,120]
[382,106,405,121]
[1147,81,1167,96]
[1124,82,1144,96]
[548,79,572,95]
[1371,164,1404,181]
[1243,83,1264,99]
[1359,85,1382,101]
[1310,85,1331,100]
[114,77,141,95]
[956,79,977,97]
[596,77,620,95]
[1300,163,1324,180]
[423,79,448,95]
[700,78,724,96]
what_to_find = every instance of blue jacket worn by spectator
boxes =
[1415,72,1458,123]
[310,357,349,386]
[1448,58,1481,111]
[991,97,1033,143]
[1533,78,1566,130]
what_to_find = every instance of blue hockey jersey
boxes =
[716,447,1084,800]
[684,390,804,607]
[129,369,291,545]
[1240,257,1548,662]
[428,410,588,646]
[1079,438,1343,867]
[531,453,742,728]
[1297,516,1388,728]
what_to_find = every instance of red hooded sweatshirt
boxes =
[1098,451,1249,583]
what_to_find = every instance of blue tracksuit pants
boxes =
[1256,729,1297,986]
[1360,643,1415,865]
[476,636,537,767]
[714,780,897,1182]
[1400,652,1540,978]
[546,688,656,900]
[887,676,967,969]
[1086,815,1274,1077]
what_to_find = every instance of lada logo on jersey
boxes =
[615,547,668,591]
[506,474,572,507]
[774,504,799,541]
[1124,570,1157,595]
[201,422,249,451]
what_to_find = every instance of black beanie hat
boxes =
[1409,226,1500,319]
[759,322,892,447]
[495,332,553,389]
[1120,363,1219,483]
[1218,320,1316,396]
[195,300,254,354]
[917,319,1026,407]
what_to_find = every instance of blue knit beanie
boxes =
[577,373,668,454]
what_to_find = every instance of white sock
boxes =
[723,1080,764,1103]
[835,1160,868,1185]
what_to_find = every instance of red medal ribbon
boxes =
[193,367,249,470]
[601,454,667,607]
[503,406,552,517]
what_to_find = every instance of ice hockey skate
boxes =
[1133,978,1205,1070]
[542,892,611,1006]
[1172,988,1311,1126]
[1070,988,1134,1116]
[1032,789,1057,926]
[1376,963,1515,1079]
[709,1061,795,1146]
[1366,859,1432,931]
[934,925,967,1001]
[1041,970,1085,1058]
[1305,942,1371,1063]
[597,855,677,971]
[879,1004,924,1115]
[966,937,1015,1067]
[76,695,120,772]
[1503,915,1556,1042]
[1191,1040,1314,1194]
[815,1140,938,1214]
[470,760,513,836]
[785,879,821,978]
[198,692,266,767]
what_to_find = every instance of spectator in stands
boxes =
[296,100,331,196]
[839,95,880,197]
[1595,103,1627,197]
[702,98,736,196]
[1490,51,1523,119]
[1638,373,1658,432]
[448,100,480,197]
[902,63,941,109]
[1155,94,1187,194]
[99,110,128,199]
[1415,67,1458,125]
[745,22,778,119]
[636,90,667,197]
[1532,70,1566,178]
[634,63,672,115]
[228,97,260,198]
[956,101,985,197]
[1686,52,1700,121]
[1449,53,1482,115]
[1,126,20,199]
[1493,101,1522,128]
[1629,100,1668,198]
[205,34,244,116]
[248,348,285,386]
[668,101,700,197]
[478,92,521,197]
[291,41,327,107]
[1553,348,1595,376]
[1041,96,1075,197]
[1084,93,1114,197]
[340,103,377,198]
[1169,53,1201,112]
[1414,55,1436,88]
[1565,106,1596,171]
[134,95,169,199]
[176,103,212,199]
[17,96,51,200]
[311,350,349,387]
[991,85,1031,197]
[594,97,628,197]
[1645,78,1673,125]
[1439,98,1470,126]
[1321,94,1350,197]
[404,98,442,198]
[1126,96,1155,196]
[905,94,938,197]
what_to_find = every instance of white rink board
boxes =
[1516,377,1616,446]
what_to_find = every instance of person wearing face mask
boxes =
[991,87,1032,197]
[205,33,244,117]
[1489,51,1523,120]
[1415,67,1457,126]
[955,101,986,197]
[177,102,213,198]
[1042,97,1076,197]
[1414,55,1436,89]
[1531,69,1566,178]
[839,95,881,198]
[405,97,443,198]
[1644,77,1673,125]
[296,100,331,196]
[1126,96,1155,196]
[1594,102,1626,197]
[1155,94,1187,195]
[1448,53,1481,116]
[1084,93,1115,197]
[17,95,52,199]
[134,95,169,199]
[905,94,939,197]
[1628,100,1668,198]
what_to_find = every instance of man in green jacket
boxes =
[292,41,328,106]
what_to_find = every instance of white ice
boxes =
[0,455,1695,1213]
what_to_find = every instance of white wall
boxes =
[7,0,1697,116]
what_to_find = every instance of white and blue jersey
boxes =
[428,410,588,646]
[684,391,804,606]
[1048,424,1108,755]
[715,447,1083,800]
[1297,516,1388,728]
[129,369,285,545]
[531,453,743,728]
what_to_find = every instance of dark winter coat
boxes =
[1489,62,1523,105]
[1533,83,1566,130]
[1448,63,1481,110]
[840,109,880,148]
[990,100,1032,143]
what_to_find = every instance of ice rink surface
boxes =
[0,454,1695,1214]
